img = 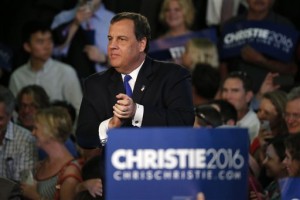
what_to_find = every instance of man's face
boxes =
[221,78,252,112]
[107,19,146,74]
[285,98,300,134]
[18,94,38,130]
[24,31,53,62]
[247,0,273,13]
[0,102,11,135]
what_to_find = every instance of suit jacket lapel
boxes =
[108,70,124,102]
[132,57,153,103]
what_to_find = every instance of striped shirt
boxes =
[0,121,38,181]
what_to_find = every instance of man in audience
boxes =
[285,86,300,134]
[0,85,37,181]
[8,20,83,115]
[51,0,115,81]
[221,71,260,142]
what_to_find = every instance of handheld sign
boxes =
[149,28,217,61]
[220,20,299,62]
[106,127,249,200]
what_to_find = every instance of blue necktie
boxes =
[124,75,132,97]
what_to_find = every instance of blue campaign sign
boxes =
[279,177,300,200]
[105,127,249,200]
[220,20,299,62]
[148,28,218,61]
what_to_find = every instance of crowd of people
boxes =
[0,0,300,199]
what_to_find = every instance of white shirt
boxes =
[9,58,83,114]
[98,61,145,145]
[237,109,260,143]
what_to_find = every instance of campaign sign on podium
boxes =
[105,128,249,200]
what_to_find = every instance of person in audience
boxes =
[220,0,298,93]
[194,104,223,128]
[0,85,37,181]
[221,71,260,142]
[21,107,82,200]
[16,85,50,131]
[182,38,219,70]
[251,90,288,163]
[16,85,78,160]
[283,134,300,177]
[285,86,300,134]
[191,63,221,106]
[250,136,288,200]
[51,0,115,80]
[158,0,195,38]
[8,20,83,115]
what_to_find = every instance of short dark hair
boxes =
[267,135,288,161]
[224,71,253,92]
[192,63,220,100]
[17,85,50,111]
[209,99,237,124]
[22,20,52,44]
[194,105,223,128]
[285,134,300,161]
[110,12,151,53]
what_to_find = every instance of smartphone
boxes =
[260,120,271,132]
[273,75,294,87]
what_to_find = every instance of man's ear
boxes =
[138,37,147,52]
[23,43,31,53]
[246,90,253,103]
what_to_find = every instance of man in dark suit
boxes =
[76,12,195,149]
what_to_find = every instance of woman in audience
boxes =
[251,90,288,164]
[21,107,82,200]
[182,38,219,70]
[158,0,195,38]
[250,136,288,200]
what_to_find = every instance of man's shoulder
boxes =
[51,59,77,73]
[11,64,28,77]
[148,58,190,78]
[84,68,114,85]
[147,57,187,71]
[240,110,260,125]
[11,123,35,142]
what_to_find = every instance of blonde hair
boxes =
[159,0,195,28]
[35,107,72,143]
[185,38,219,69]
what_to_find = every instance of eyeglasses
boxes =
[283,112,300,120]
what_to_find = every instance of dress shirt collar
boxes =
[27,58,53,73]
[121,60,145,89]
[4,121,14,141]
